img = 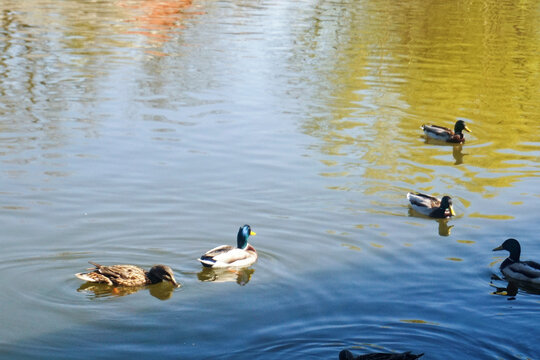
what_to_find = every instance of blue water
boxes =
[1,0,539,359]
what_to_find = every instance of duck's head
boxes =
[493,238,521,262]
[454,120,472,134]
[237,224,256,249]
[440,196,456,217]
[148,265,179,287]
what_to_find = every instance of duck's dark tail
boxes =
[88,261,102,269]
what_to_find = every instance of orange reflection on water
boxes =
[119,0,203,45]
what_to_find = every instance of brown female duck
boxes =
[75,262,179,287]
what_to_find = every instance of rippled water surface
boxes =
[1,0,539,359]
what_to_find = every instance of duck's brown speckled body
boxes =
[75,262,178,287]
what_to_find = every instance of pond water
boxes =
[1,0,539,359]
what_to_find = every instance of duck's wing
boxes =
[212,248,251,263]
[200,245,235,258]
[93,264,147,286]
[198,245,235,267]
[513,261,540,279]
[200,247,256,268]
[76,261,113,284]
[75,271,114,285]
[422,124,453,140]
[523,260,540,270]
[407,192,440,208]
[504,261,540,283]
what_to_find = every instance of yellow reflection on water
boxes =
[468,213,515,220]
[300,0,540,199]
[342,243,362,252]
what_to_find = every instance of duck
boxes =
[407,192,455,218]
[75,262,179,287]
[339,349,424,360]
[421,119,471,143]
[493,238,540,284]
[198,224,257,268]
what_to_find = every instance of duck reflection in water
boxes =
[339,349,423,360]
[406,208,454,237]
[437,218,454,236]
[77,281,177,300]
[197,267,254,286]
[490,275,519,300]
[423,138,467,165]
[490,275,540,300]
[452,144,466,165]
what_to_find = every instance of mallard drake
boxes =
[407,192,455,218]
[339,349,424,360]
[421,119,471,143]
[198,224,257,268]
[75,262,179,287]
[493,238,540,284]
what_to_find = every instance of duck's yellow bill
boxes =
[493,245,503,251]
[449,206,456,216]
[464,126,472,132]
[250,231,256,236]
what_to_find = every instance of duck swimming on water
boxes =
[198,224,257,268]
[75,262,179,287]
[493,238,540,285]
[407,192,455,218]
[422,119,471,143]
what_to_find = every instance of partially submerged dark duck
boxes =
[339,349,424,360]
[493,238,540,285]
[75,262,179,287]
[407,192,455,218]
[422,119,471,143]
